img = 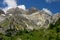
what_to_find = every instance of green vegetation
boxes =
[0,18,60,40]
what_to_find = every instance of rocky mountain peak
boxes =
[41,8,52,15]
[0,7,60,31]
[52,13,60,23]
[27,7,38,14]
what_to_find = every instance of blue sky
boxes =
[0,0,60,14]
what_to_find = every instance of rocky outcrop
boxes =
[52,13,60,23]
[0,7,60,33]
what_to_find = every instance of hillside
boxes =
[0,7,60,40]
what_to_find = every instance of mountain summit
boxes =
[0,7,60,33]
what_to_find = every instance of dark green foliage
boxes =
[55,18,60,26]
[56,27,60,33]
[49,23,55,29]
[16,30,23,36]
[55,18,60,33]
[0,33,4,40]
[48,18,60,40]
[5,29,15,37]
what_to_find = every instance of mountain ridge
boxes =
[0,7,60,33]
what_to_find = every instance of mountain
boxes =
[0,7,60,33]
[0,9,6,22]
[52,13,60,23]
[27,7,38,14]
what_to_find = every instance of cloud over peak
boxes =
[42,8,52,15]
[4,0,17,7]
[3,0,26,12]
[18,5,26,10]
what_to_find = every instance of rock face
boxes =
[0,9,6,22]
[0,9,5,15]
[52,13,60,23]
[27,7,38,14]
[0,7,60,33]
[6,7,27,15]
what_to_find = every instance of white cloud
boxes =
[3,0,26,13]
[46,0,60,3]
[2,7,13,13]
[4,0,17,7]
[46,0,51,3]
[42,8,52,15]
[3,0,17,13]
[18,5,26,10]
